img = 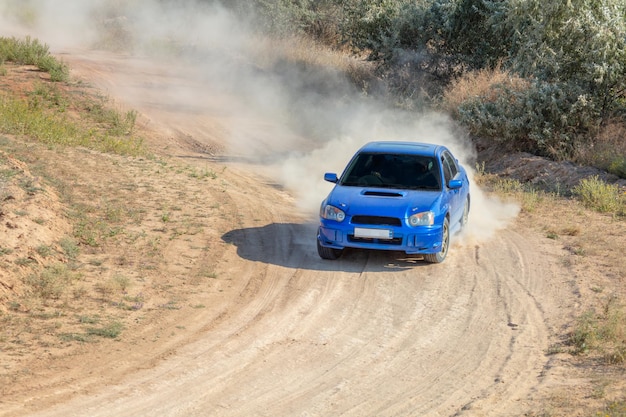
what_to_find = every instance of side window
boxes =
[441,156,452,185]
[443,151,459,178]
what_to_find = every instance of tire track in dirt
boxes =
[26,220,553,417]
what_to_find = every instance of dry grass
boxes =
[569,296,626,364]
[439,65,529,117]
[254,36,377,92]
[573,176,626,216]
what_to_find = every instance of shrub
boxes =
[0,36,69,81]
[572,176,625,215]
[25,263,80,300]
[37,55,69,82]
[440,66,528,119]
[86,321,123,339]
[456,80,600,159]
[506,0,626,120]
[569,297,626,364]
[341,0,626,160]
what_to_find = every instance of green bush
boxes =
[572,176,625,215]
[607,156,626,179]
[0,36,69,81]
[339,0,626,160]
[86,321,123,339]
[37,54,69,82]
[219,0,343,42]
[457,80,600,159]
[25,263,80,300]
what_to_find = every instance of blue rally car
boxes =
[317,141,470,263]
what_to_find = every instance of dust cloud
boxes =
[0,0,519,243]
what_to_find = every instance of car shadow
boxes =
[221,222,430,273]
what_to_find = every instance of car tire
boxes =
[424,217,449,263]
[317,238,344,260]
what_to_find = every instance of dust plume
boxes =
[0,0,519,242]
[277,111,520,243]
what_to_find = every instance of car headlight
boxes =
[408,211,434,226]
[321,204,346,222]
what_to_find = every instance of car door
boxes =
[441,151,463,224]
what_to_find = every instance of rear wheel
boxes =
[424,217,449,263]
[317,238,344,260]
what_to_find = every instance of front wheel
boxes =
[424,217,449,263]
[317,238,344,260]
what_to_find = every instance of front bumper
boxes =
[317,222,443,254]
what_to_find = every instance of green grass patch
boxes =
[0,95,81,144]
[474,174,549,213]
[569,297,626,364]
[86,321,123,339]
[78,315,100,324]
[59,237,80,260]
[25,263,82,300]
[28,83,69,111]
[35,244,53,257]
[83,99,138,136]
[0,36,69,81]
[0,95,145,155]
[0,36,146,156]
[573,176,626,216]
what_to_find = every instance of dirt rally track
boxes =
[8,51,575,416]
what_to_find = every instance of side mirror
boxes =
[448,179,462,189]
[324,173,338,183]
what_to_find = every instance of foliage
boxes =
[86,321,124,339]
[433,0,625,162]
[457,78,601,158]
[25,263,81,300]
[0,36,69,81]
[0,71,145,156]
[217,0,343,43]
[259,0,626,165]
[599,400,626,417]
[569,297,626,364]
[503,0,626,118]
[572,176,626,216]
[0,36,145,154]
[339,0,510,77]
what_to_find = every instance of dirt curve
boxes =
[8,50,574,417]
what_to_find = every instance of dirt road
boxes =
[4,50,577,417]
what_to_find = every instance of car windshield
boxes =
[339,153,442,191]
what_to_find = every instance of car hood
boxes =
[326,185,442,218]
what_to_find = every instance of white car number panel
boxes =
[354,227,393,240]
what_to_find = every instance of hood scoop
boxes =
[363,191,403,197]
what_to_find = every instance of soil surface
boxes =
[1,49,625,417]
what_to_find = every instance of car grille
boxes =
[348,235,403,245]
[351,215,402,226]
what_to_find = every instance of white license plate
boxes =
[354,227,393,239]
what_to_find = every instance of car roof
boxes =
[358,141,444,157]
